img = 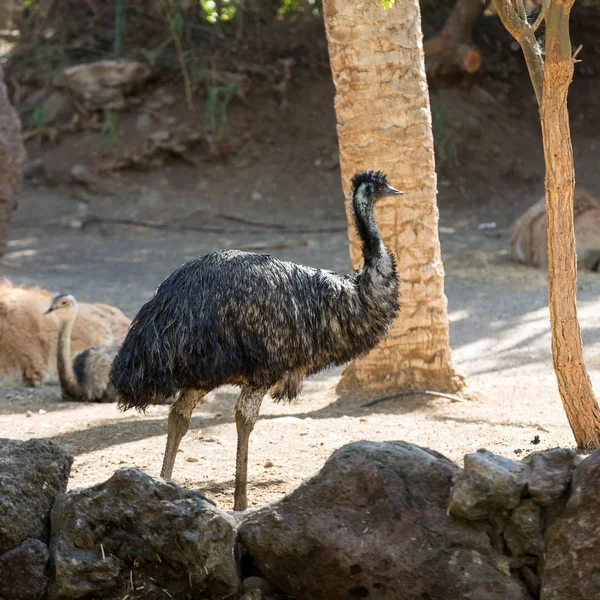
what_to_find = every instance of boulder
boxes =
[524,448,580,507]
[0,438,72,553]
[0,539,49,600]
[238,441,531,600]
[540,449,600,600]
[449,448,530,520]
[503,499,544,557]
[48,467,240,600]
[63,60,152,110]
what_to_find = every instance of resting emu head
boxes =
[44,294,78,317]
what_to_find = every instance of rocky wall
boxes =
[1,437,597,600]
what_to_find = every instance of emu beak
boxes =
[383,185,403,196]
[43,307,54,315]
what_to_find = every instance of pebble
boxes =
[264,460,274,468]
[38,409,47,415]
[25,411,32,418]
[185,457,198,463]
[199,436,222,444]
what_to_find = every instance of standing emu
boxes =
[110,170,402,510]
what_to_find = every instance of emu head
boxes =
[44,293,78,316]
[350,170,403,215]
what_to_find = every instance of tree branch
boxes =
[532,6,545,31]
[492,0,527,39]
[492,0,544,105]
[521,28,545,105]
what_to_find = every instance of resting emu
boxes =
[45,294,118,402]
[110,170,402,510]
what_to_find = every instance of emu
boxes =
[0,279,129,388]
[45,294,118,402]
[110,170,402,510]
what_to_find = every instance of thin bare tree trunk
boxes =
[322,0,465,395]
[541,1,600,448]
[493,0,600,448]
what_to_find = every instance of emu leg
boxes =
[233,387,266,511]
[160,388,206,479]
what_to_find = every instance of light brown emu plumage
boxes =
[111,170,403,511]
[0,280,130,387]
[45,294,118,403]
[511,188,600,270]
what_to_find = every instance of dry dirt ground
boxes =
[2,33,600,509]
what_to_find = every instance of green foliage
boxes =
[201,0,237,23]
[380,0,395,9]
[279,0,302,18]
[204,76,237,137]
[278,0,321,18]
[102,108,121,157]
[430,93,458,172]
[22,0,41,10]
[26,105,45,131]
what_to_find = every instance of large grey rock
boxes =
[239,441,531,600]
[0,438,73,553]
[541,449,600,600]
[0,539,49,600]
[48,467,240,600]
[504,499,544,557]
[524,448,580,507]
[449,448,530,520]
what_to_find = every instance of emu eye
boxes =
[376,184,384,191]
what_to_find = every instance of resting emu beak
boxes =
[43,307,54,315]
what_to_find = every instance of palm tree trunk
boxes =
[323,0,465,395]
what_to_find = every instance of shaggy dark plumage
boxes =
[112,250,398,409]
[109,169,402,510]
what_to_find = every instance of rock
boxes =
[0,438,72,553]
[504,499,544,557]
[243,576,274,594]
[520,566,540,598]
[0,63,27,256]
[40,91,71,125]
[524,448,580,506]
[240,591,263,600]
[70,164,95,185]
[449,448,530,520]
[24,158,47,182]
[136,111,151,130]
[149,129,171,142]
[540,448,600,600]
[239,441,531,600]
[63,60,152,111]
[0,539,49,600]
[48,467,240,600]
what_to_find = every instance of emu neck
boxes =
[352,194,385,266]
[57,314,79,398]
